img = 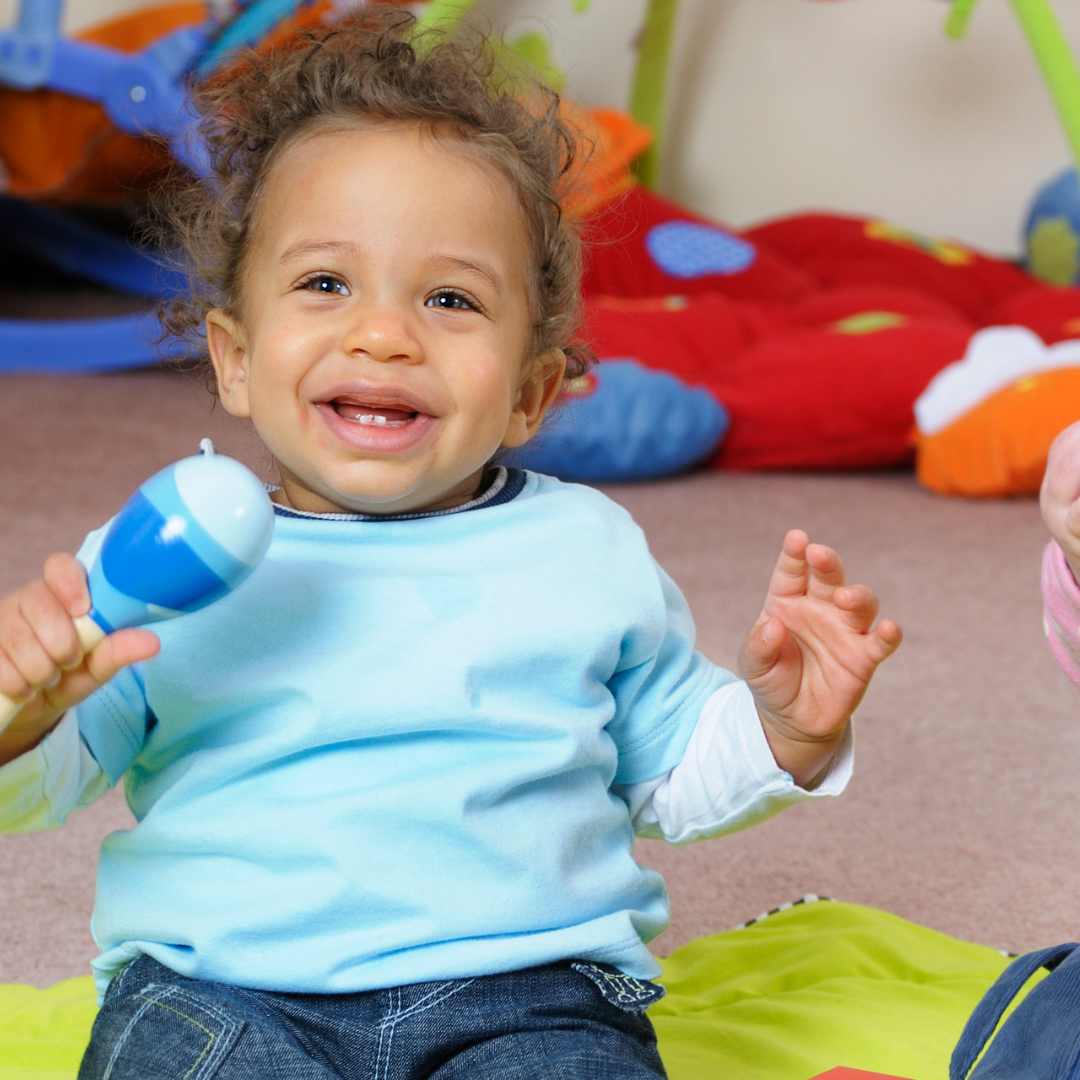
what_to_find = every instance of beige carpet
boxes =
[0,368,1076,988]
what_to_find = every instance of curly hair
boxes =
[156,6,593,389]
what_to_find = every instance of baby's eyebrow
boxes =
[278,239,358,264]
[428,256,504,294]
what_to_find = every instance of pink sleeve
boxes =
[1043,541,1080,690]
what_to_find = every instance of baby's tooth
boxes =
[358,414,388,426]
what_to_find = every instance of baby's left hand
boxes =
[1041,419,1080,584]
[739,530,902,787]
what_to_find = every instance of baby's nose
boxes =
[342,305,419,362]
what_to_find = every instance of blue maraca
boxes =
[0,440,274,727]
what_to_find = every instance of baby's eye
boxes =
[300,274,350,296]
[426,290,477,312]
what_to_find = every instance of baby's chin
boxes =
[271,465,489,517]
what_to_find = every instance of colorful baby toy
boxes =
[0,442,274,730]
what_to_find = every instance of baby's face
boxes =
[206,124,561,515]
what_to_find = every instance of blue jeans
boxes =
[78,955,668,1079]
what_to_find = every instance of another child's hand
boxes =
[1041,420,1080,584]
[738,530,902,788]
[0,553,159,763]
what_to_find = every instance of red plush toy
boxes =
[580,184,1080,471]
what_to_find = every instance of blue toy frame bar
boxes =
[0,0,312,373]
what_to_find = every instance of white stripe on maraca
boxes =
[157,456,274,570]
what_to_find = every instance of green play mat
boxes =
[652,898,1034,1080]
[0,899,1035,1080]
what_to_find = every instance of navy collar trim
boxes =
[270,467,528,522]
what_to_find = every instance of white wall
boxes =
[661,0,1080,258]
[0,0,142,30]
[7,0,1080,255]
[486,0,1080,257]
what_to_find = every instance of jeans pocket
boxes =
[82,982,245,1080]
[570,961,666,1013]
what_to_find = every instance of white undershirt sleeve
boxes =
[613,680,854,845]
[0,710,111,833]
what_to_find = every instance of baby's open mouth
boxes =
[332,401,419,428]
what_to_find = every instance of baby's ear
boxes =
[502,349,567,449]
[206,310,252,419]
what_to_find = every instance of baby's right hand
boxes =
[1042,421,1080,584]
[0,553,159,760]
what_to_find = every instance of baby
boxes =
[1042,420,1080,686]
[0,11,901,1079]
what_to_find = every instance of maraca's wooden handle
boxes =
[0,614,107,732]
[73,613,107,653]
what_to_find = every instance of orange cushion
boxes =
[0,2,204,201]
[0,10,645,208]
[915,366,1080,496]
[561,104,652,218]
[0,0,328,203]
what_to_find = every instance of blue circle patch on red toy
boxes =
[507,359,728,482]
[645,221,757,279]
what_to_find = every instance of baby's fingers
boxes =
[766,530,812,598]
[82,629,160,691]
[833,583,879,631]
[832,580,902,665]
[865,619,903,666]
[1043,421,1080,512]
[0,585,80,701]
[42,553,91,624]
[805,543,847,599]
[740,616,789,680]
[35,628,161,721]
[8,628,161,727]
[1065,498,1080,543]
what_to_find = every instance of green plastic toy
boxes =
[946,0,1080,177]
[414,0,681,188]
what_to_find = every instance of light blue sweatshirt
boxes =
[0,471,846,999]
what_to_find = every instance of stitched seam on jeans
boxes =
[133,996,215,1080]
[382,978,477,1024]
[153,986,242,1080]
[167,987,244,1080]
[383,982,448,1021]
[372,979,477,1080]
[372,987,398,1080]
[103,983,241,1080]
[385,987,401,1080]
[112,958,141,1001]
[102,994,159,1080]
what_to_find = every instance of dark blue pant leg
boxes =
[382,964,668,1080]
[78,957,340,1080]
[79,958,667,1080]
